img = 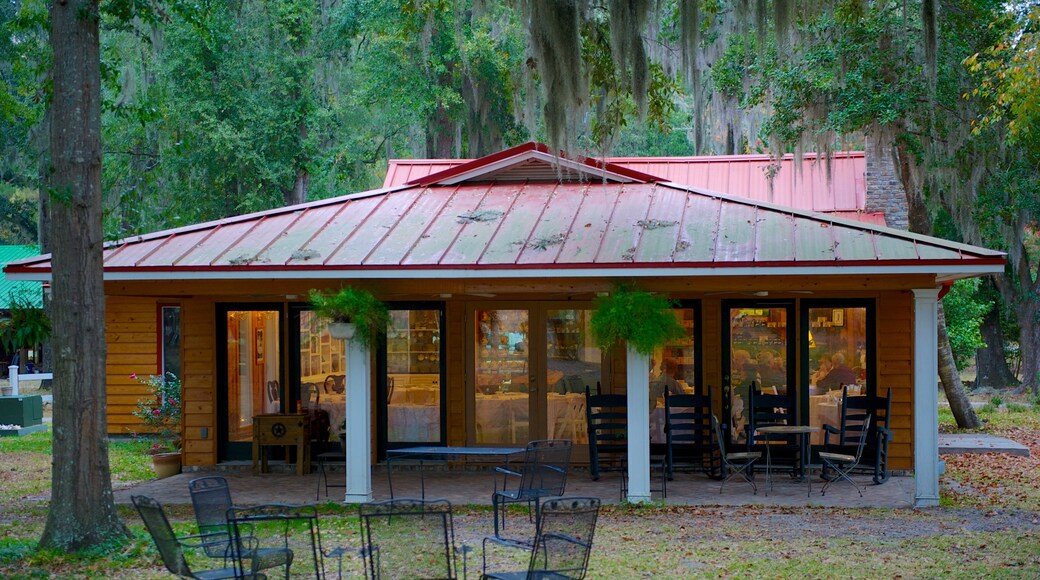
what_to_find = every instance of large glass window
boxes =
[386,309,442,444]
[726,305,792,444]
[474,309,529,444]
[807,305,869,444]
[298,311,346,443]
[225,310,280,443]
[546,309,600,445]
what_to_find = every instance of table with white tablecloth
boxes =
[387,403,440,442]
[546,393,587,444]
[809,394,841,445]
[474,393,528,444]
[314,394,346,438]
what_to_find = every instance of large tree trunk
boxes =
[39,0,128,550]
[938,303,981,428]
[1018,298,1040,395]
[891,138,981,428]
[975,304,1019,389]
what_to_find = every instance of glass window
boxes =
[807,306,868,444]
[474,309,529,444]
[161,306,181,378]
[386,309,442,444]
[298,311,345,442]
[546,309,600,445]
[226,310,280,443]
[727,307,790,444]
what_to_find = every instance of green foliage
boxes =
[0,289,50,352]
[308,286,389,348]
[590,283,685,355]
[943,278,992,370]
[130,372,182,453]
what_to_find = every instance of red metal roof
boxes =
[3,179,1004,281]
[385,149,866,214]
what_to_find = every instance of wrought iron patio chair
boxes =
[711,414,761,495]
[493,439,572,539]
[822,386,892,484]
[358,498,466,580]
[482,496,601,580]
[664,389,719,480]
[585,385,627,481]
[188,476,295,577]
[819,415,872,497]
[227,503,333,579]
[132,494,241,579]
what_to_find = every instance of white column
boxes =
[912,288,941,508]
[625,346,652,503]
[7,366,17,396]
[344,338,373,503]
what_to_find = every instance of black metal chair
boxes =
[358,498,465,580]
[226,503,329,579]
[482,497,601,580]
[664,389,719,480]
[745,382,798,477]
[822,386,893,484]
[711,415,761,495]
[819,415,873,497]
[585,385,627,481]
[132,494,241,579]
[493,439,572,539]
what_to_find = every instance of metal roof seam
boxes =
[293,204,342,264]
[551,182,591,264]
[256,210,308,267]
[151,232,194,268]
[207,215,270,267]
[438,182,495,265]
[591,183,625,264]
[323,187,391,266]
[398,187,454,265]
[709,195,723,263]
[476,181,528,264]
[358,186,426,266]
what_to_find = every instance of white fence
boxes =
[5,366,53,396]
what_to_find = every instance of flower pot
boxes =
[151,451,182,479]
[328,322,356,340]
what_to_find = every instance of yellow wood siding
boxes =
[877,291,913,471]
[105,297,158,435]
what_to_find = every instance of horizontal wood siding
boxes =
[877,290,913,471]
[182,297,216,466]
[105,297,158,435]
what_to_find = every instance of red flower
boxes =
[129,373,138,380]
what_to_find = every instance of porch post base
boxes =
[343,491,374,504]
[626,493,652,504]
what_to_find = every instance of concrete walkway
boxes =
[112,463,914,509]
[939,433,1030,457]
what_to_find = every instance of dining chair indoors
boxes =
[711,414,761,495]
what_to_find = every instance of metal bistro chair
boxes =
[493,439,573,539]
[132,494,241,580]
[226,503,330,579]
[188,476,293,575]
[358,498,466,580]
[819,415,872,497]
[482,496,601,580]
[711,414,761,495]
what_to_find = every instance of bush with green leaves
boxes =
[0,289,50,353]
[308,286,390,348]
[130,372,182,454]
[590,283,685,355]
[942,278,991,370]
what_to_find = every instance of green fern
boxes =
[307,286,390,348]
[591,283,685,355]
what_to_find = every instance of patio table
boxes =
[755,425,819,494]
[386,446,525,499]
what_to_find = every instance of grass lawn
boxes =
[0,397,1038,578]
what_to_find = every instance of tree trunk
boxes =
[892,137,980,428]
[938,303,981,428]
[39,0,128,550]
[1018,298,1040,395]
[975,305,1018,389]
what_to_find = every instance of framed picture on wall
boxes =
[255,328,265,363]
[832,309,845,327]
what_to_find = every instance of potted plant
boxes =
[131,372,182,478]
[308,286,390,347]
[590,283,685,355]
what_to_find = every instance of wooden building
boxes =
[4,143,1005,506]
